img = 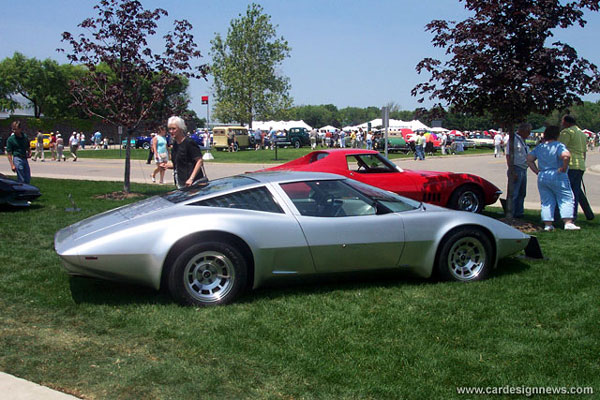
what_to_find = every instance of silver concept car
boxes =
[55,171,531,306]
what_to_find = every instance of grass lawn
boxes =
[45,145,495,164]
[1,178,597,399]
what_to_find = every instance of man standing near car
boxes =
[6,120,32,184]
[506,122,531,218]
[166,116,204,188]
[559,114,587,220]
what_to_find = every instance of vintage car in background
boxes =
[374,135,410,153]
[468,134,495,149]
[55,171,530,307]
[272,127,311,148]
[0,176,42,206]
[29,133,52,150]
[213,126,251,151]
[261,149,501,213]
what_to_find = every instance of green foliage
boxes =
[0,52,86,118]
[210,3,292,127]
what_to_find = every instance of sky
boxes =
[2,0,600,122]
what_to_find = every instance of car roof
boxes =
[241,170,344,184]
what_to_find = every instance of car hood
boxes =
[55,196,173,248]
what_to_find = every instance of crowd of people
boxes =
[509,115,590,230]
[2,115,596,231]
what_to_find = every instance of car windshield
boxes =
[344,179,421,212]
[161,176,259,204]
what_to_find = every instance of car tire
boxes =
[293,140,301,149]
[436,227,492,282]
[168,242,247,306]
[142,142,150,150]
[448,185,484,213]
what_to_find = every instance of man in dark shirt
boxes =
[166,116,204,188]
[6,120,32,183]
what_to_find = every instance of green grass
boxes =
[1,178,597,399]
[35,145,495,164]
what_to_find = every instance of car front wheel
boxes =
[142,142,150,150]
[436,228,492,282]
[168,242,247,306]
[293,140,301,148]
[448,185,483,213]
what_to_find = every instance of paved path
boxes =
[0,372,79,399]
[2,150,600,210]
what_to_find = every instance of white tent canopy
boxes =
[319,125,338,132]
[343,118,431,131]
[246,120,312,131]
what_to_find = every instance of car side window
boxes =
[280,180,376,218]
[346,154,396,173]
[192,187,284,213]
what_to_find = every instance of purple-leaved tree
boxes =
[413,0,600,218]
[59,0,208,193]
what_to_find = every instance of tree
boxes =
[413,0,600,217]
[0,52,77,117]
[210,3,292,128]
[60,0,207,192]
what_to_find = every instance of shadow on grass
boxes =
[0,203,44,212]
[69,276,172,306]
[67,257,531,307]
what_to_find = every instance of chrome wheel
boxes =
[449,185,484,213]
[183,250,236,304]
[446,237,486,281]
[457,191,480,212]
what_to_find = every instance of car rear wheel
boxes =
[436,228,492,282]
[142,142,151,150]
[293,140,301,148]
[168,242,247,306]
[448,185,483,213]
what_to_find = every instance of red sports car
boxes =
[261,149,501,213]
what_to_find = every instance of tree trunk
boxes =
[123,128,132,194]
[505,124,515,218]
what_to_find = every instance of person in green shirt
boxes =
[5,120,32,184]
[559,115,587,221]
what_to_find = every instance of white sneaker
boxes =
[544,225,555,231]
[564,223,580,230]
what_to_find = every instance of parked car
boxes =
[135,135,153,150]
[54,171,530,306]
[260,149,501,213]
[213,126,250,151]
[375,135,410,153]
[121,138,136,149]
[29,133,52,150]
[273,127,311,148]
[0,176,42,206]
[469,134,494,149]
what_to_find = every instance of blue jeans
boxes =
[509,166,527,218]
[538,171,574,221]
[13,156,31,184]
[415,145,424,160]
[567,169,584,220]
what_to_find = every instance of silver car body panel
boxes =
[54,171,530,291]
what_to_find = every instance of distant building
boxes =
[0,94,38,119]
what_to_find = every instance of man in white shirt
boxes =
[493,132,503,157]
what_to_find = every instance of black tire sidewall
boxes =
[168,242,247,306]
[449,185,484,213]
[436,228,492,282]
